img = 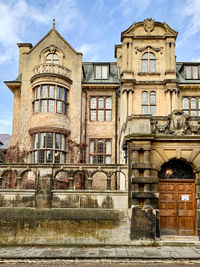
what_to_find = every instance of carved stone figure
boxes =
[168,110,188,135]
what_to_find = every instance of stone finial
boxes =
[52,19,55,30]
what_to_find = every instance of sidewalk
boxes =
[1,246,200,259]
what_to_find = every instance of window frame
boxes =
[32,132,66,164]
[182,96,200,116]
[94,65,109,79]
[45,52,59,64]
[33,84,68,116]
[89,139,112,164]
[185,65,199,80]
[90,96,112,122]
[141,52,156,73]
[141,91,156,116]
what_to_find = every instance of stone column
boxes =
[121,90,128,125]
[171,89,178,112]
[171,43,176,71]
[128,90,133,116]
[166,42,170,71]
[165,89,171,115]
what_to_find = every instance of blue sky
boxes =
[0,0,200,134]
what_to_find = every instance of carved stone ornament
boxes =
[151,110,200,136]
[49,45,56,54]
[144,18,155,33]
[135,45,163,54]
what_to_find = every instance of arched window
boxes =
[182,97,200,116]
[141,52,156,73]
[141,91,156,115]
[45,53,59,64]
[89,139,111,164]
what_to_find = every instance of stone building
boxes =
[1,18,200,244]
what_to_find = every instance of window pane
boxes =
[40,133,46,148]
[186,66,192,79]
[106,110,111,121]
[57,87,63,99]
[98,110,104,121]
[48,100,54,112]
[34,134,38,149]
[105,140,111,154]
[36,86,40,99]
[142,91,148,105]
[105,156,111,164]
[41,100,47,112]
[90,155,95,164]
[61,153,65,164]
[191,110,197,116]
[193,66,198,79]
[46,133,53,148]
[150,59,156,72]
[56,134,61,149]
[55,151,60,163]
[183,98,189,109]
[97,140,104,153]
[63,103,67,115]
[64,89,67,102]
[46,150,53,163]
[34,100,39,113]
[57,101,62,113]
[90,110,96,121]
[105,98,112,109]
[191,98,197,109]
[97,155,103,163]
[142,106,148,114]
[61,135,66,150]
[142,53,148,59]
[91,98,96,108]
[46,53,52,63]
[41,85,48,98]
[98,98,104,108]
[53,53,58,64]
[90,140,95,153]
[142,60,148,72]
[150,91,156,104]
[150,106,156,116]
[102,66,108,79]
[33,151,38,163]
[49,85,55,98]
[95,66,101,79]
[149,53,156,59]
[38,150,45,163]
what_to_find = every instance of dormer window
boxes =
[185,66,199,79]
[141,52,156,73]
[46,53,59,64]
[95,65,109,79]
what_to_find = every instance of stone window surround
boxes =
[182,96,200,116]
[31,132,66,164]
[89,96,112,122]
[33,83,69,115]
[141,51,156,73]
[141,90,156,116]
[89,138,112,164]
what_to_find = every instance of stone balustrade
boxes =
[32,63,71,80]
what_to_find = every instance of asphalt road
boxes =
[0,260,200,267]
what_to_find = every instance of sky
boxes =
[0,0,200,134]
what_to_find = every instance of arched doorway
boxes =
[158,159,196,236]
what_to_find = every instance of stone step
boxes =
[160,235,199,241]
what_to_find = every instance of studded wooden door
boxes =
[159,180,195,235]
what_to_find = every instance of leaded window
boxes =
[45,53,59,64]
[90,96,112,121]
[94,65,109,79]
[185,66,199,79]
[141,52,156,73]
[183,97,200,116]
[89,139,111,164]
[33,84,68,115]
[32,132,66,164]
[141,91,156,116]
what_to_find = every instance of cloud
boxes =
[0,0,85,65]
[119,0,151,18]
[78,44,100,61]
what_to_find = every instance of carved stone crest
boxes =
[144,18,155,33]
[168,110,188,135]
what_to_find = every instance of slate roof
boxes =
[176,62,200,84]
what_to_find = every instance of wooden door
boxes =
[159,180,195,235]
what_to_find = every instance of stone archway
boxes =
[158,159,196,236]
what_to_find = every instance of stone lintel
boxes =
[131,163,152,169]
[131,176,159,184]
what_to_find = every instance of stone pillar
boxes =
[165,89,171,115]
[166,42,170,71]
[171,89,178,112]
[121,90,128,125]
[128,90,133,116]
[171,43,176,71]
